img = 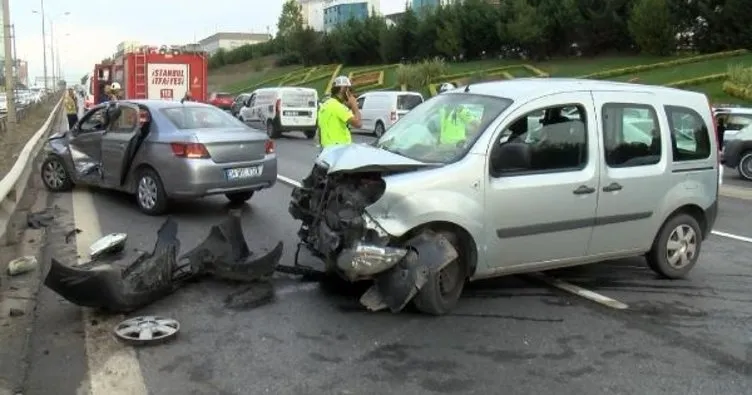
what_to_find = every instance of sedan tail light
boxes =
[170,142,210,158]
[265,139,275,154]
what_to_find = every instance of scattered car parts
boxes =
[114,316,180,345]
[44,215,284,313]
[89,233,127,260]
[7,256,38,276]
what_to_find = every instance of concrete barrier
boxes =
[0,95,64,245]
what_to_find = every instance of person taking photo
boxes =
[316,76,362,151]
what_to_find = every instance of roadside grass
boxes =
[209,52,752,104]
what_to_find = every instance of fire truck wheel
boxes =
[266,121,281,139]
[135,168,168,216]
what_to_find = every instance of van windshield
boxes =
[375,93,512,164]
[397,94,423,111]
[282,90,317,108]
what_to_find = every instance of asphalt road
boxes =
[23,129,752,394]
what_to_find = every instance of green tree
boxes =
[434,18,462,59]
[277,0,305,53]
[505,0,547,60]
[628,0,676,55]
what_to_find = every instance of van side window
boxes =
[601,103,661,168]
[664,105,711,161]
[356,96,365,109]
[491,105,588,175]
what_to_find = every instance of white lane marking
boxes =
[710,230,752,244]
[275,174,628,309]
[276,174,752,245]
[527,272,629,310]
[71,188,148,395]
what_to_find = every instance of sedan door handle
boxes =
[602,182,623,192]
[573,185,596,195]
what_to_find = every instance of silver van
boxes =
[290,78,720,315]
[355,90,424,137]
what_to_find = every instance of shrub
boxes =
[395,58,448,90]
[727,64,752,88]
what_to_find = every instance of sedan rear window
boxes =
[160,106,244,130]
[397,94,423,111]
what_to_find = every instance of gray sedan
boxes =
[40,100,277,215]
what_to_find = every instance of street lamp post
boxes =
[32,7,68,91]
[3,0,16,122]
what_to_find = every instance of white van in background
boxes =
[239,87,319,139]
[355,91,424,137]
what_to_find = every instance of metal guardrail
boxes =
[0,94,64,245]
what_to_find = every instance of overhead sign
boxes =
[146,63,188,101]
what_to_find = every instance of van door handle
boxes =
[573,185,596,195]
[602,182,623,192]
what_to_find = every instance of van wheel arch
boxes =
[398,221,478,278]
[657,204,708,240]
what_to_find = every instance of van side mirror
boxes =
[490,142,531,176]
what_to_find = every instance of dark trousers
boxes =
[67,113,79,129]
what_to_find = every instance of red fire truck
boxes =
[89,44,208,106]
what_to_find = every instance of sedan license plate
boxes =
[226,165,263,180]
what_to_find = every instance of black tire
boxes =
[267,120,282,139]
[304,129,316,139]
[646,213,702,279]
[225,191,254,204]
[738,151,752,181]
[412,232,466,315]
[40,156,74,192]
[135,168,168,216]
[374,122,385,138]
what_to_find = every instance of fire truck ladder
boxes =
[134,50,148,99]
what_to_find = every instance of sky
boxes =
[10,0,407,86]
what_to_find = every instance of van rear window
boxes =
[282,91,317,108]
[397,95,423,111]
[664,105,712,161]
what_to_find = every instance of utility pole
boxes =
[11,23,17,100]
[3,0,16,123]
[50,20,55,89]
[40,0,47,91]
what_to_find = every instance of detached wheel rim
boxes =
[740,154,752,179]
[137,175,158,210]
[114,316,179,345]
[43,159,66,189]
[666,224,697,269]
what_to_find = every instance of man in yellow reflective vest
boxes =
[317,76,362,151]
[436,83,480,145]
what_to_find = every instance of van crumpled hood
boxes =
[317,143,437,174]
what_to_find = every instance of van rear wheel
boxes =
[304,129,316,139]
[646,213,702,279]
[738,151,752,181]
[374,122,385,138]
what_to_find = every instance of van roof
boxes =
[256,86,317,93]
[452,78,708,103]
[362,90,422,95]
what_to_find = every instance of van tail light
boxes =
[707,98,720,161]
[265,139,275,154]
[390,110,397,121]
[275,98,281,115]
[170,142,210,158]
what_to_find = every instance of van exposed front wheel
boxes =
[412,232,466,315]
[646,213,702,279]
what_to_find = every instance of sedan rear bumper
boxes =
[160,156,278,198]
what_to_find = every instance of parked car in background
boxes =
[40,100,277,215]
[722,123,752,181]
[238,87,318,139]
[208,92,235,111]
[714,106,752,147]
[354,90,424,137]
[231,93,251,118]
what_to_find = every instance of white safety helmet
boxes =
[332,76,352,87]
[110,82,121,91]
[438,82,456,94]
